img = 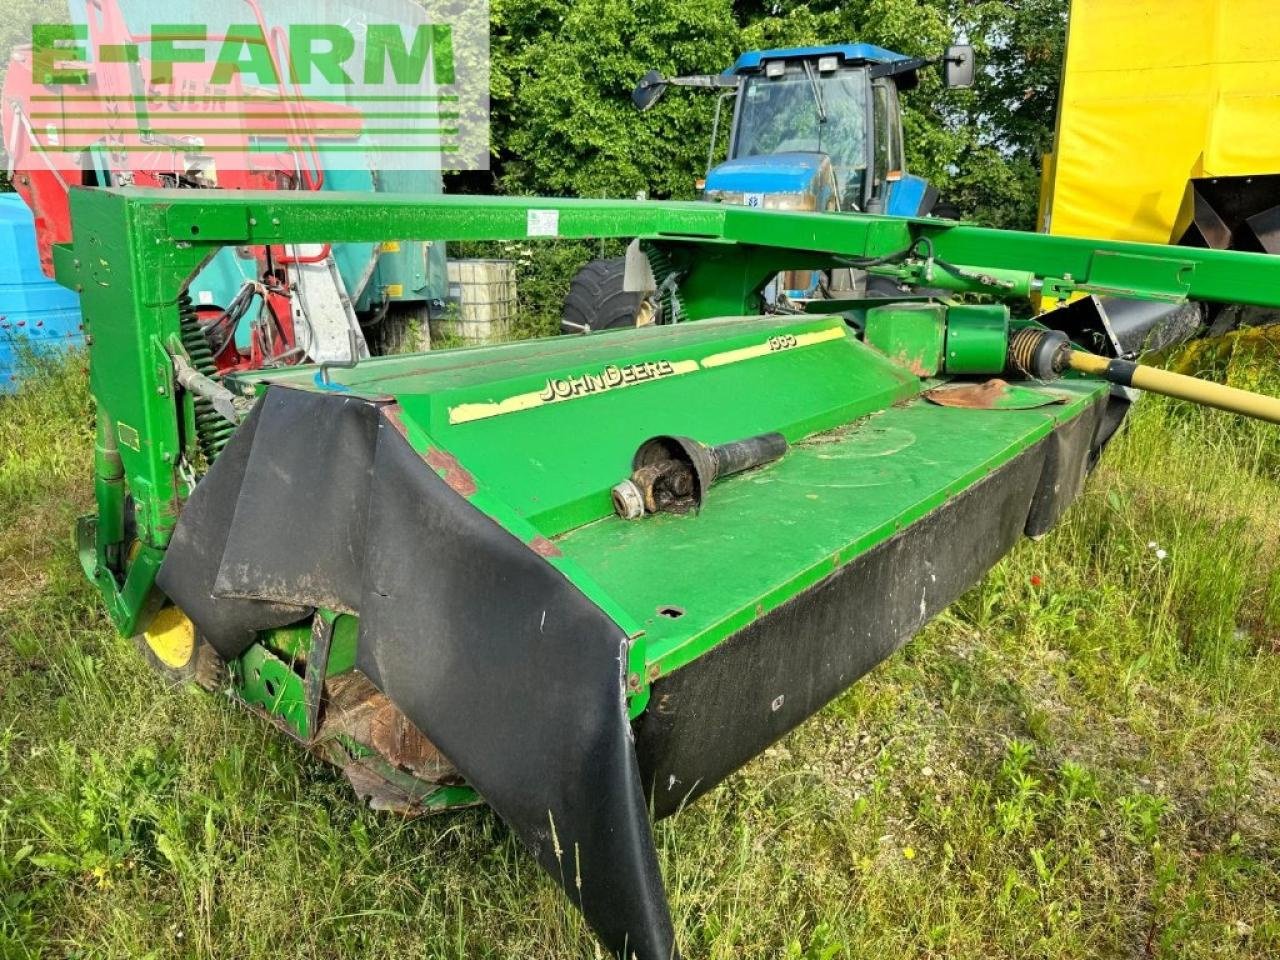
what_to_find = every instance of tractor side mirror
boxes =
[632,70,670,111]
[943,44,975,89]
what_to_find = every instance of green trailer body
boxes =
[54,188,1280,959]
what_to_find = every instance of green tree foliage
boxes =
[489,0,740,199]
[474,0,1069,230]
[944,0,1070,228]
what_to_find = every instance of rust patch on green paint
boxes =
[528,536,562,558]
[381,406,478,497]
[423,449,478,498]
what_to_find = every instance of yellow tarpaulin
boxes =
[1043,0,1280,243]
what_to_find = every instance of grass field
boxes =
[1,335,1278,959]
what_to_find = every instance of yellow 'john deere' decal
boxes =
[539,359,696,402]
[448,359,699,424]
[446,324,847,425]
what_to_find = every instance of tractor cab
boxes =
[562,42,973,331]
[720,45,920,217]
[635,43,973,218]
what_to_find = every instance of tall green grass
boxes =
[1,334,1277,958]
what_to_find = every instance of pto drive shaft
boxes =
[613,432,788,519]
[1066,351,1280,424]
[1007,327,1280,425]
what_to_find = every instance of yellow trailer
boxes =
[1042,0,1280,250]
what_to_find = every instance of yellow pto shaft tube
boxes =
[1068,351,1280,425]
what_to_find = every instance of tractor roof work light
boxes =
[765,60,786,78]
[817,55,839,72]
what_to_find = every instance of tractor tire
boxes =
[930,199,963,220]
[134,606,227,691]
[562,257,648,333]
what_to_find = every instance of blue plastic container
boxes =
[0,193,84,393]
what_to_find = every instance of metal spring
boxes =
[1006,326,1048,377]
[178,292,236,461]
[640,241,686,323]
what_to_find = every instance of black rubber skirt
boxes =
[158,385,1108,959]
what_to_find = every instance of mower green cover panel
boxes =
[156,316,1109,958]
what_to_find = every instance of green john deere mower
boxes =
[56,187,1280,959]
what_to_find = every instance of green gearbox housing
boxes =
[864,300,1008,376]
[53,187,1280,960]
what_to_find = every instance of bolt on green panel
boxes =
[943,303,1010,374]
[864,302,947,376]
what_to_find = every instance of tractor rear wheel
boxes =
[562,257,650,333]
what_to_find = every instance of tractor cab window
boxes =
[732,64,870,208]
[869,79,904,205]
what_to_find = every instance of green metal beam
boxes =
[56,188,1280,312]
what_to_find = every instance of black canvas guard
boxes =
[1025,398,1106,537]
[157,386,677,960]
[214,389,382,613]
[635,430,1058,819]
[157,399,311,657]
[157,383,1109,960]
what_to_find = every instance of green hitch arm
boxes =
[873,261,1039,299]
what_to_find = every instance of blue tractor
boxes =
[562,41,975,331]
